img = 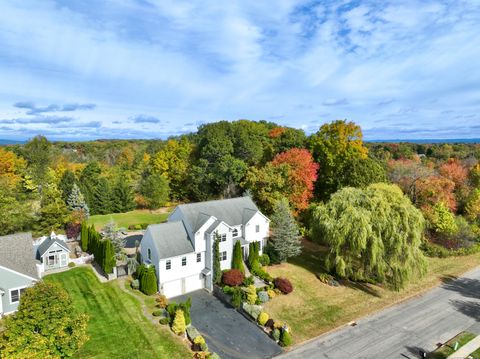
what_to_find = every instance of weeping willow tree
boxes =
[310,183,426,290]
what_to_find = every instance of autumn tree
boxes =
[310,120,368,200]
[271,148,319,212]
[0,147,26,190]
[424,201,458,235]
[310,183,426,290]
[35,184,70,233]
[438,159,468,188]
[0,281,88,358]
[21,135,53,185]
[416,176,457,212]
[465,189,480,223]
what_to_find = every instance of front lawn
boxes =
[264,240,480,344]
[428,332,476,358]
[45,267,190,359]
[87,209,171,230]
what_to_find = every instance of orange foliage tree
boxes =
[272,148,319,212]
[438,159,468,188]
[0,147,26,189]
[416,176,457,213]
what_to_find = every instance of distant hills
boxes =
[0,139,25,145]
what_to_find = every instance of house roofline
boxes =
[0,265,38,281]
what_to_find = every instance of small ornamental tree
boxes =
[0,281,89,358]
[213,232,222,285]
[172,309,186,335]
[271,198,302,263]
[222,269,245,286]
[425,201,458,235]
[140,266,158,295]
[232,240,245,274]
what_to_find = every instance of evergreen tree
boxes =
[111,178,136,213]
[213,233,222,285]
[232,240,245,274]
[102,221,125,258]
[248,241,260,268]
[140,266,158,295]
[270,198,302,263]
[79,162,102,211]
[35,184,70,233]
[59,170,76,203]
[80,222,89,252]
[139,172,170,209]
[102,240,116,274]
[67,184,90,218]
[92,178,112,215]
[172,309,186,335]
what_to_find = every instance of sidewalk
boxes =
[447,335,480,359]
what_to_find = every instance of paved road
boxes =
[280,267,480,359]
[176,290,281,359]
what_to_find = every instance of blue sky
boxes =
[0,0,479,141]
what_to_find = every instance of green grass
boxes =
[264,240,480,344]
[45,267,190,359]
[428,332,476,358]
[87,209,171,230]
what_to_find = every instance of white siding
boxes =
[244,212,270,254]
[158,251,203,284]
[139,229,160,281]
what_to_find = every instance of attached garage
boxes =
[161,279,183,298]
[185,274,204,293]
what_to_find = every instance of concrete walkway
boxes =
[447,335,480,358]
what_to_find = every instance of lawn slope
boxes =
[87,209,171,230]
[45,267,189,359]
[265,240,480,344]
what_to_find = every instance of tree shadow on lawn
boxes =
[440,275,480,300]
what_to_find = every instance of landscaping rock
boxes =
[186,326,201,342]
[242,302,262,320]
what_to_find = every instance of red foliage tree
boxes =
[416,176,457,212]
[272,148,319,212]
[274,277,293,294]
[222,269,245,286]
[438,159,468,188]
[268,127,286,138]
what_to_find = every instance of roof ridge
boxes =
[178,196,252,207]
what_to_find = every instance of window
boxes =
[197,253,201,262]
[166,260,171,270]
[10,288,26,304]
[221,233,227,242]
[221,251,227,261]
[232,228,239,237]
[147,248,151,261]
[182,257,187,266]
[255,225,260,233]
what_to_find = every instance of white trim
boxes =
[0,265,38,281]
[40,240,70,255]
[9,286,27,305]
[245,210,270,225]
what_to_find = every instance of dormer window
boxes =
[232,228,239,237]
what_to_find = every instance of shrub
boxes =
[272,328,281,342]
[186,326,201,341]
[258,291,269,303]
[140,266,158,295]
[274,277,293,294]
[68,261,76,268]
[317,273,334,284]
[242,303,262,320]
[280,329,292,347]
[265,318,275,329]
[257,312,269,326]
[223,285,234,295]
[131,279,140,290]
[267,289,276,299]
[172,309,186,335]
[166,302,178,324]
[259,254,270,266]
[179,297,192,326]
[155,294,168,308]
[222,269,245,286]
[193,336,208,351]
[159,317,169,325]
[251,263,273,283]
[264,243,281,264]
[246,285,257,304]
[274,321,284,329]
[243,276,255,286]
[231,287,244,309]
[152,310,163,317]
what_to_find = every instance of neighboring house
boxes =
[34,232,71,272]
[141,197,269,298]
[0,233,39,316]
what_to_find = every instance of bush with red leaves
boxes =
[65,222,81,239]
[222,269,245,286]
[274,277,293,294]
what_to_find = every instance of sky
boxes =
[0,0,479,141]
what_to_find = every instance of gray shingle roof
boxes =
[147,221,194,259]
[176,196,260,232]
[37,237,70,257]
[0,233,38,279]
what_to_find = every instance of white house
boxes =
[140,196,269,298]
[34,232,71,273]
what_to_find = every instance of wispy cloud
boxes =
[0,0,479,140]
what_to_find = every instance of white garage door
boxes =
[162,279,182,298]
[185,274,204,293]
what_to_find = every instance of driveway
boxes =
[279,267,480,359]
[175,290,281,359]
